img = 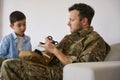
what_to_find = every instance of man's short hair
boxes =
[69,3,95,25]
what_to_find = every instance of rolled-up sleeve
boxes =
[66,56,77,64]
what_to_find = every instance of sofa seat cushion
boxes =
[63,61,120,80]
[105,43,120,61]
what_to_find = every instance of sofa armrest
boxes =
[63,61,120,80]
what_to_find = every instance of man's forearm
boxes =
[53,48,67,66]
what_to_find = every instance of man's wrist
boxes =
[53,48,59,56]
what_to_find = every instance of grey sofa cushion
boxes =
[105,43,120,61]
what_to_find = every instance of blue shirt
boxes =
[0,32,32,58]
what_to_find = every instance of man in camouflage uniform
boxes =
[1,3,110,80]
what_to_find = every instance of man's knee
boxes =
[2,59,12,68]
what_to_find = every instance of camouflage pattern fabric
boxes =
[1,27,110,80]
[0,57,7,67]
[1,58,63,80]
[58,27,110,63]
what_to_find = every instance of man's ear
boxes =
[81,17,88,26]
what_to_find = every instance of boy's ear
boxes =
[10,24,14,29]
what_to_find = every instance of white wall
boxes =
[0,0,3,40]
[1,0,120,49]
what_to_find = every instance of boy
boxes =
[0,11,32,58]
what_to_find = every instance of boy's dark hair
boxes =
[69,3,95,25]
[9,11,26,24]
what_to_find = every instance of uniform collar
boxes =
[72,26,94,37]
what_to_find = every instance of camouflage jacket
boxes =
[57,27,110,64]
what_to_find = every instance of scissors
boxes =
[40,36,58,45]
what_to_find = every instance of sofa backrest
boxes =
[105,43,120,61]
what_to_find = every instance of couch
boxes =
[63,43,120,80]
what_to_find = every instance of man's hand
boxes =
[40,37,57,54]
